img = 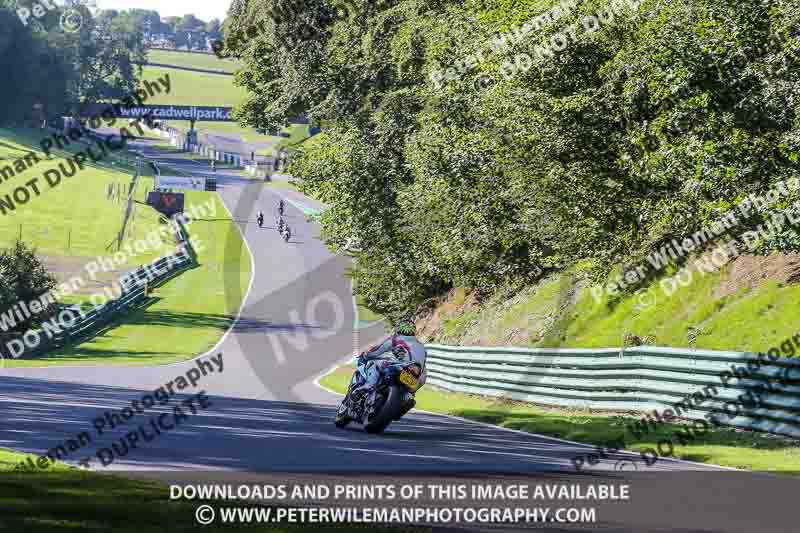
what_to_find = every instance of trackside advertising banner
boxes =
[156,176,207,191]
[83,104,234,122]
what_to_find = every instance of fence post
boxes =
[66,228,71,251]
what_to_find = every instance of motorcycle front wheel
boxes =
[364,384,404,434]
[334,388,353,428]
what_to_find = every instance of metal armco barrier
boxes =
[425,344,800,438]
[2,220,197,359]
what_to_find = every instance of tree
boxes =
[95,9,119,26]
[227,0,800,316]
[0,241,58,335]
[163,16,180,32]
[178,13,205,31]
[62,8,146,106]
[206,18,221,34]
[0,6,68,123]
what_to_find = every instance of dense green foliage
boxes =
[99,8,223,49]
[226,0,800,319]
[0,8,67,122]
[0,2,146,122]
[0,241,56,334]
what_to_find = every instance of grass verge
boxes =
[320,364,800,474]
[5,186,251,367]
[424,262,800,354]
[265,180,299,190]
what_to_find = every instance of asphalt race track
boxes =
[1,142,793,532]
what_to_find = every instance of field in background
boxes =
[142,65,245,107]
[142,64,310,147]
[0,129,163,263]
[147,49,240,73]
[5,185,251,367]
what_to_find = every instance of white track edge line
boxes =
[312,364,740,472]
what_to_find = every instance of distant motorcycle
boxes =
[283,226,291,242]
[335,358,422,434]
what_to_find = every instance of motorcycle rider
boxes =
[352,321,426,410]
[257,211,264,228]
[277,216,285,233]
[278,199,285,216]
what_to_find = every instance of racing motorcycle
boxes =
[335,358,422,434]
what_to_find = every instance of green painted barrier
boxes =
[425,343,800,438]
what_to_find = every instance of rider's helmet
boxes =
[395,320,416,337]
